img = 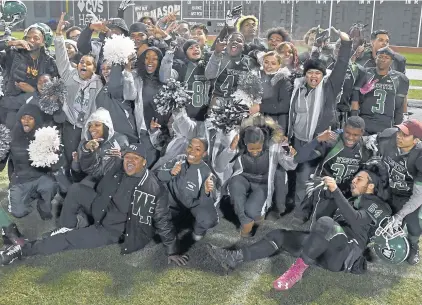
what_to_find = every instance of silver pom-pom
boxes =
[153,79,192,115]
[208,98,249,134]
[28,126,61,167]
[0,124,11,161]
[39,78,67,115]
[231,72,263,106]
[103,34,136,65]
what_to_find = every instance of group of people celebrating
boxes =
[0,1,420,292]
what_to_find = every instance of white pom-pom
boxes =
[103,34,136,65]
[28,126,61,168]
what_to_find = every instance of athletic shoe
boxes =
[192,232,204,242]
[1,223,25,246]
[207,243,243,270]
[273,258,309,291]
[407,245,420,265]
[0,245,22,266]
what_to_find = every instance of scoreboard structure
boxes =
[25,0,422,47]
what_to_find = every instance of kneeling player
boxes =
[207,163,391,290]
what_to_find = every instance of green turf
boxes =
[409,89,422,100]
[401,52,422,70]
[410,80,422,87]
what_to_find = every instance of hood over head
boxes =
[83,107,114,141]
[16,103,44,132]
[137,46,163,78]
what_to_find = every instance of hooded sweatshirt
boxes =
[133,47,167,135]
[54,35,103,128]
[9,104,49,185]
[78,107,128,181]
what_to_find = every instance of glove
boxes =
[225,5,242,27]
[389,214,404,234]
[362,134,378,153]
[118,0,134,10]
[168,254,189,266]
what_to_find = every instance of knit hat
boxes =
[183,39,199,55]
[376,47,395,59]
[303,59,327,76]
[108,18,129,36]
[129,22,148,35]
[64,39,78,52]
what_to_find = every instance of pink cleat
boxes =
[273,258,309,291]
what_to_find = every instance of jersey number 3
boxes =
[371,88,387,115]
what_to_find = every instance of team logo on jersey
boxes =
[381,247,396,260]
[186,181,196,192]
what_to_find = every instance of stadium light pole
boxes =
[418,3,422,47]
[371,0,376,33]
[328,0,333,42]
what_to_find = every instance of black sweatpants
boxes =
[273,166,288,213]
[169,195,218,236]
[23,225,119,257]
[62,121,82,172]
[391,195,422,245]
[228,174,267,225]
[292,138,319,216]
[241,217,353,272]
[59,182,97,228]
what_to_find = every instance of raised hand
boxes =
[56,12,67,36]
[171,161,182,176]
[331,27,350,41]
[205,174,215,195]
[214,38,227,54]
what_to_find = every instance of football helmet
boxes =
[24,22,54,48]
[0,0,27,26]
[372,216,410,264]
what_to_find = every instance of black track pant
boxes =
[292,138,319,215]
[241,217,353,272]
[59,183,97,228]
[392,195,422,246]
[228,174,267,225]
[62,121,82,174]
[169,196,218,236]
[22,225,119,257]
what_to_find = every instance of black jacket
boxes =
[91,161,179,255]
[8,104,50,185]
[332,191,391,249]
[259,70,293,131]
[0,42,58,109]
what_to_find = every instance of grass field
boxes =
[1,167,422,305]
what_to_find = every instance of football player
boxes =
[160,40,211,121]
[352,47,409,135]
[355,30,406,73]
[293,116,372,222]
[364,119,422,265]
[208,162,391,290]
[205,32,256,107]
